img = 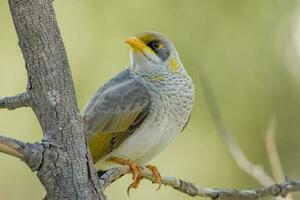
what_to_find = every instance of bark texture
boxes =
[7,0,104,199]
[2,1,300,200]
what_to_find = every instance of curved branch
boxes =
[0,92,31,110]
[0,135,26,159]
[198,66,275,187]
[101,166,300,200]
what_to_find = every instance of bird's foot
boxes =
[146,164,162,190]
[107,157,143,195]
[107,157,162,194]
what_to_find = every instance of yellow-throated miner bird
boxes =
[82,31,195,193]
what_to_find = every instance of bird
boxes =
[82,31,195,193]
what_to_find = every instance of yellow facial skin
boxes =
[126,36,163,64]
[125,37,155,54]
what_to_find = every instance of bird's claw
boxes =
[107,157,144,196]
[107,157,162,195]
[146,164,162,190]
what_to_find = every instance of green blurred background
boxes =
[1,0,300,199]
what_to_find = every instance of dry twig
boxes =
[265,118,294,200]
[100,166,300,200]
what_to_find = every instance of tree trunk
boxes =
[8,0,104,199]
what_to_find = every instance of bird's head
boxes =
[126,32,183,74]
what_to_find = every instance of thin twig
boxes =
[0,135,26,159]
[265,117,294,200]
[101,166,300,200]
[265,117,285,182]
[0,92,31,110]
[198,66,275,187]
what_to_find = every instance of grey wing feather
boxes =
[82,69,132,113]
[82,69,151,136]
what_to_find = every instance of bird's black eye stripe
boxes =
[147,39,170,61]
[147,40,160,50]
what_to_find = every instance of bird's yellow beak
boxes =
[125,37,152,53]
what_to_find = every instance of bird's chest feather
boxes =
[128,74,194,159]
[148,73,194,129]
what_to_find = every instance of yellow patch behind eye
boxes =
[169,58,179,72]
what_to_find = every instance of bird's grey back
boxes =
[82,69,132,114]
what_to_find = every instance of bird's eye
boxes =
[147,40,160,50]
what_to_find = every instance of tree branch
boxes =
[100,166,300,200]
[4,0,105,199]
[198,66,275,187]
[0,135,26,159]
[0,92,31,110]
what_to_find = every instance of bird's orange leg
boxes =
[107,157,143,195]
[146,164,162,190]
